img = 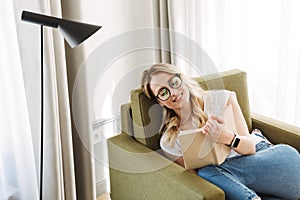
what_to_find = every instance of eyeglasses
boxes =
[155,73,182,101]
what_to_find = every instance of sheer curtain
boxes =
[0,2,38,199]
[0,0,77,199]
[168,0,300,127]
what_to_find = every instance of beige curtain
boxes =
[40,1,77,199]
[152,0,171,63]
[44,0,98,199]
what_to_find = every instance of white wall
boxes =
[62,0,158,119]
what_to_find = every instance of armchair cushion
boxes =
[130,89,163,150]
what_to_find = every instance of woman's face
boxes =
[150,72,190,110]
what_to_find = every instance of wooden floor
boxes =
[97,193,111,200]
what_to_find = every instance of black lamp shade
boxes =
[58,19,101,48]
[21,10,101,48]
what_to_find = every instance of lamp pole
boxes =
[40,25,44,200]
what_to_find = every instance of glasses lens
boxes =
[158,87,170,101]
[169,75,182,89]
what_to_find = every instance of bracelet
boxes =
[231,135,241,148]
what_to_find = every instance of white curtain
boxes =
[168,0,300,127]
[0,2,39,199]
[0,0,77,199]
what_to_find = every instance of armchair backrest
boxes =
[122,69,252,150]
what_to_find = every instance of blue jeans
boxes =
[197,141,300,200]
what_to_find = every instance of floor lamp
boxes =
[21,10,101,199]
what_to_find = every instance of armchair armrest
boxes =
[108,133,225,200]
[251,112,300,152]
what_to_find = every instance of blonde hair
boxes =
[140,63,208,146]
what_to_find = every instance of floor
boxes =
[97,193,111,200]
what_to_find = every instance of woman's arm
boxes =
[227,92,256,155]
[202,92,256,155]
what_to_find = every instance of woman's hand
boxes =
[202,115,256,155]
[202,115,234,145]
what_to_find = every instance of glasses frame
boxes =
[155,73,182,101]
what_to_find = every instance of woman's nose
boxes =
[171,90,179,96]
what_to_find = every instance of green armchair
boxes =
[108,69,300,200]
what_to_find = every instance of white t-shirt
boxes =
[160,90,264,158]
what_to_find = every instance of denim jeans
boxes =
[197,141,300,200]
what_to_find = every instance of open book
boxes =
[178,104,236,169]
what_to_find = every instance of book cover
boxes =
[178,104,235,169]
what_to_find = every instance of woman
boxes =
[140,63,300,200]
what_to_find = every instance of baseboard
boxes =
[96,178,108,197]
